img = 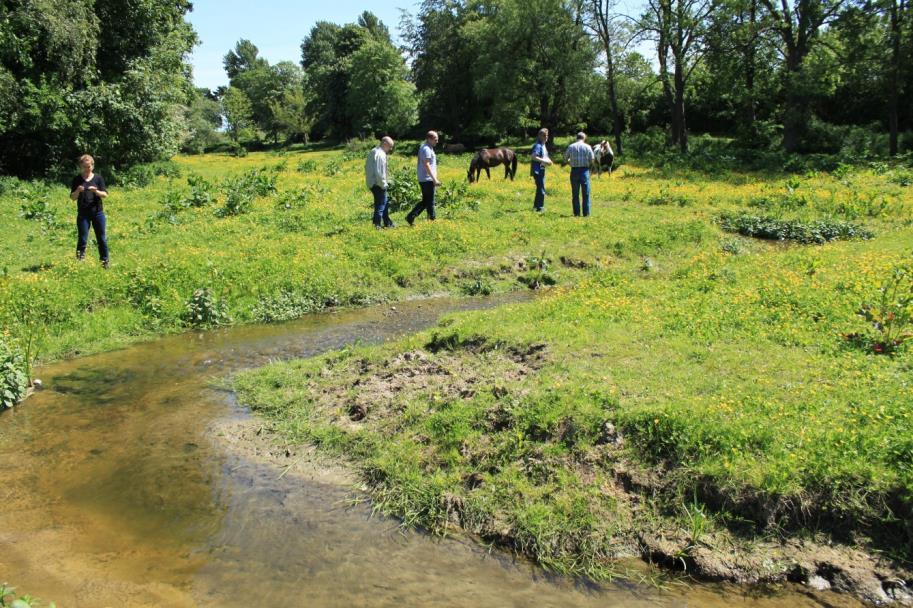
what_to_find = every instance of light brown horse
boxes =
[467,148,518,183]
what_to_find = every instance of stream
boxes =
[0,295,860,607]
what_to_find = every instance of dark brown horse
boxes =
[467,148,518,183]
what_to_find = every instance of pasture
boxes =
[3,141,913,592]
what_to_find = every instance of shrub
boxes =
[182,288,230,328]
[0,336,29,409]
[274,188,309,211]
[845,265,913,354]
[718,213,874,244]
[251,289,322,323]
[296,159,317,173]
[645,186,690,207]
[323,159,342,177]
[227,141,248,157]
[215,169,276,217]
[186,174,215,207]
[111,161,182,188]
[19,189,60,229]
[386,166,421,212]
[437,181,479,212]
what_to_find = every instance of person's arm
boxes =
[70,177,83,200]
[88,176,108,199]
[422,149,440,185]
[531,143,552,166]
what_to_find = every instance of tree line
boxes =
[1,0,910,179]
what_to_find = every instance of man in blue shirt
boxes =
[530,128,552,212]
[564,132,595,217]
[406,131,441,225]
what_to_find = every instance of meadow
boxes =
[2,140,913,594]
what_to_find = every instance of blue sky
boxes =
[187,0,418,92]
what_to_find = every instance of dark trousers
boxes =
[570,167,591,216]
[76,209,108,260]
[533,171,546,210]
[371,185,392,226]
[408,181,436,221]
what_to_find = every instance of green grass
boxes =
[3,144,913,579]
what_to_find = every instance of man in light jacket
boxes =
[366,136,395,229]
[564,132,596,217]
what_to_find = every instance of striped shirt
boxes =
[564,141,595,168]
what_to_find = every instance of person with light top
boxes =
[70,154,110,268]
[530,128,553,212]
[564,132,596,217]
[406,131,441,225]
[365,136,396,229]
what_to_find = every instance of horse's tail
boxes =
[510,151,518,179]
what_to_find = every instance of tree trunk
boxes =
[657,0,677,146]
[674,58,688,152]
[744,0,758,136]
[888,0,903,156]
[782,46,807,152]
[606,51,624,155]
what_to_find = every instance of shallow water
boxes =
[0,296,860,607]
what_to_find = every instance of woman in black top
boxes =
[69,154,110,267]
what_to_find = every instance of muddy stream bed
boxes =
[0,296,862,607]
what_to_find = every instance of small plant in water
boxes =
[183,288,231,328]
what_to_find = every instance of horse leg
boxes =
[485,167,491,180]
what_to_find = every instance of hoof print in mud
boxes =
[349,403,368,421]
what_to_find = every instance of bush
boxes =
[186,174,216,207]
[215,168,277,217]
[296,159,317,173]
[182,288,230,328]
[0,336,28,409]
[386,166,421,212]
[251,289,322,323]
[19,188,61,229]
[274,188,309,211]
[718,213,874,244]
[110,161,182,188]
[845,264,913,354]
[227,141,248,157]
[437,181,479,213]
[323,159,342,177]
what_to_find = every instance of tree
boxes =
[760,0,849,151]
[641,0,715,151]
[222,86,254,141]
[403,0,480,140]
[301,12,391,138]
[585,0,631,154]
[0,0,196,177]
[269,87,317,143]
[182,88,223,154]
[346,39,419,136]
[224,39,268,80]
[465,0,598,142]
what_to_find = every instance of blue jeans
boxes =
[76,209,108,260]
[409,181,436,221]
[533,171,546,210]
[371,185,392,226]
[570,168,591,216]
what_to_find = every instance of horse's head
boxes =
[467,163,475,183]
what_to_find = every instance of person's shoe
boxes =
[101,259,109,269]
[384,222,396,229]
[76,251,85,261]
[374,224,383,230]
[534,208,544,213]
[406,214,415,226]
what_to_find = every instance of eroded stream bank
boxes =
[0,296,863,607]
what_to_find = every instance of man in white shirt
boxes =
[365,136,395,229]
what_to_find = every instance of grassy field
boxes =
[3,141,913,590]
